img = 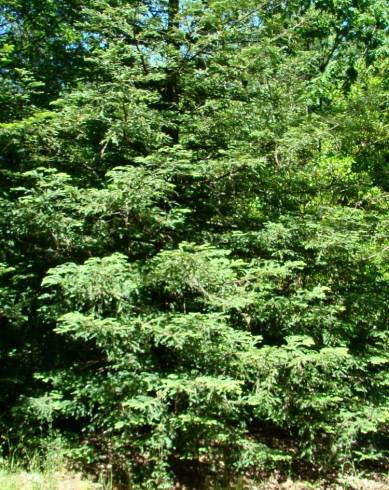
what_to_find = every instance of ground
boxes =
[0,470,387,489]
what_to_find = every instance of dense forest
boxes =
[0,0,388,488]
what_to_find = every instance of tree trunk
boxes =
[165,0,180,143]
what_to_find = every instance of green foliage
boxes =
[0,0,388,488]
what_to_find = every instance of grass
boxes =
[0,469,388,490]
[231,474,389,490]
[0,470,101,490]
[0,438,387,490]
[0,437,112,490]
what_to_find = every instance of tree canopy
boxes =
[0,0,388,488]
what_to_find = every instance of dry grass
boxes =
[1,468,387,490]
[241,474,389,490]
[0,470,104,490]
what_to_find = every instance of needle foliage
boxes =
[0,0,388,488]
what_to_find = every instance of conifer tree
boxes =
[0,1,388,488]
